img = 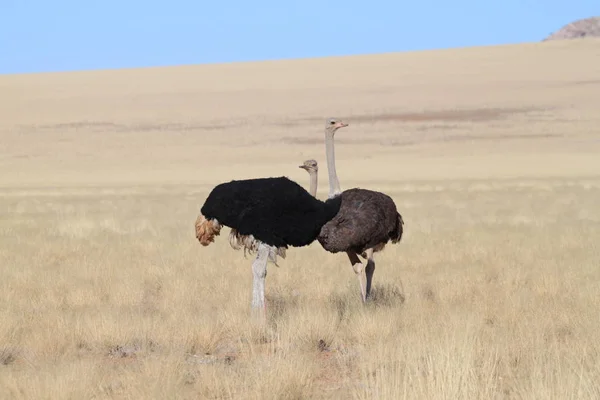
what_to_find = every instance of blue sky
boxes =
[1,0,597,74]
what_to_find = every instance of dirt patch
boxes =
[344,107,534,123]
[437,132,564,143]
[570,79,600,87]
[281,136,420,147]
[16,107,538,135]
[278,105,568,147]
[278,107,537,129]
[16,121,238,134]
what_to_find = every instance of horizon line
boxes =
[0,39,548,77]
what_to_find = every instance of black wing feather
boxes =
[201,177,341,248]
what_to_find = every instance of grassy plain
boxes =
[1,38,600,399]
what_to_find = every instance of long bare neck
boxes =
[325,132,342,198]
[308,170,318,197]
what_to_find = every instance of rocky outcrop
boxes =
[543,17,600,41]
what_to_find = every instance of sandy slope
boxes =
[1,38,599,188]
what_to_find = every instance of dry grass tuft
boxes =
[366,283,406,308]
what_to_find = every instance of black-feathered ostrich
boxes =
[195,175,342,318]
[301,119,404,302]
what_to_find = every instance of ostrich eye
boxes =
[330,121,336,125]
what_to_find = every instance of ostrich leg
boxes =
[364,248,375,300]
[347,250,367,303]
[251,243,270,320]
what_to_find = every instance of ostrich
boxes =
[309,118,404,302]
[195,175,342,319]
[299,156,404,301]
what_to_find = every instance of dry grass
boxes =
[1,38,600,399]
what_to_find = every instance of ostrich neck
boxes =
[308,171,318,198]
[325,132,342,198]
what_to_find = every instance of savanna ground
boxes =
[1,39,600,399]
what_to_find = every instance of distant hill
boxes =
[543,17,600,41]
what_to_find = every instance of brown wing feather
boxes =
[317,188,402,254]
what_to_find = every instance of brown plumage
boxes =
[299,157,404,257]
[318,188,403,256]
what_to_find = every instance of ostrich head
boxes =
[298,159,318,173]
[325,118,349,136]
[299,159,319,197]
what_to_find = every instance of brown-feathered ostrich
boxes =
[195,175,342,319]
[307,119,405,302]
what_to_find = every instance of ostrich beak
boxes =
[299,165,307,170]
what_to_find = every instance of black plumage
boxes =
[317,188,404,255]
[201,176,342,249]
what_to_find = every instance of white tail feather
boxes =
[228,229,286,266]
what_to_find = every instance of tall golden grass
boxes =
[1,38,599,399]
